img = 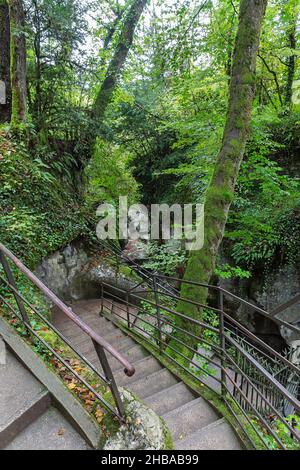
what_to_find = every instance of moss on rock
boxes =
[102,388,174,450]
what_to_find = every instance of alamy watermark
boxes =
[96,196,204,251]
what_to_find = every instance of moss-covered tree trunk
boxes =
[0,0,11,122]
[93,0,148,122]
[8,0,26,126]
[169,0,268,359]
[284,0,298,107]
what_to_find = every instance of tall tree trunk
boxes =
[8,0,26,126]
[93,0,148,122]
[32,0,42,130]
[284,0,298,107]
[170,0,268,359]
[0,0,11,122]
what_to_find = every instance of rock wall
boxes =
[103,388,173,450]
[34,239,90,301]
[220,263,300,351]
[34,239,146,303]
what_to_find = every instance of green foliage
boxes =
[202,308,219,346]
[84,138,140,207]
[214,263,251,280]
[251,415,300,450]
[8,0,298,281]
[26,0,92,137]
[109,84,185,205]
[143,242,187,276]
[226,111,300,269]
[0,127,92,267]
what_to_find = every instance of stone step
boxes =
[89,327,136,351]
[145,382,195,416]
[163,396,219,442]
[0,350,51,448]
[175,418,242,450]
[5,407,91,450]
[51,299,243,451]
[57,317,116,342]
[109,344,149,370]
[53,309,101,327]
[128,368,178,399]
[107,335,137,353]
[73,334,135,358]
[102,329,134,346]
[89,344,149,372]
[114,356,163,386]
[71,298,102,310]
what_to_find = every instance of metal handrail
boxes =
[98,269,300,450]
[223,311,300,375]
[225,335,300,413]
[2,239,298,443]
[269,292,300,318]
[0,243,136,421]
[0,243,135,377]
[101,238,300,337]
[151,272,300,335]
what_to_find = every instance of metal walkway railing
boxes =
[0,243,135,421]
[97,263,300,450]
[1,241,299,448]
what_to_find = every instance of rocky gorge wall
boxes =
[34,239,91,301]
[220,263,300,355]
[34,238,145,303]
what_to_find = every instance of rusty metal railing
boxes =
[0,243,135,421]
[98,269,300,450]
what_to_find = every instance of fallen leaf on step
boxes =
[58,428,65,436]
[84,399,95,406]
[95,408,105,423]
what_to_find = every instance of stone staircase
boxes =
[0,344,91,450]
[52,299,242,450]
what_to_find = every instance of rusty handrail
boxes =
[144,272,300,336]
[269,292,300,318]
[97,259,300,449]
[0,243,135,377]
[226,335,300,414]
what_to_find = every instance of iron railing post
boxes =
[92,340,126,420]
[219,290,226,397]
[0,250,30,325]
[153,275,163,353]
[100,283,104,316]
[126,290,130,329]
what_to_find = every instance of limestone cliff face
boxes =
[220,262,300,353]
[34,239,145,303]
[34,239,90,302]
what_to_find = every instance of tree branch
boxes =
[258,54,283,106]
